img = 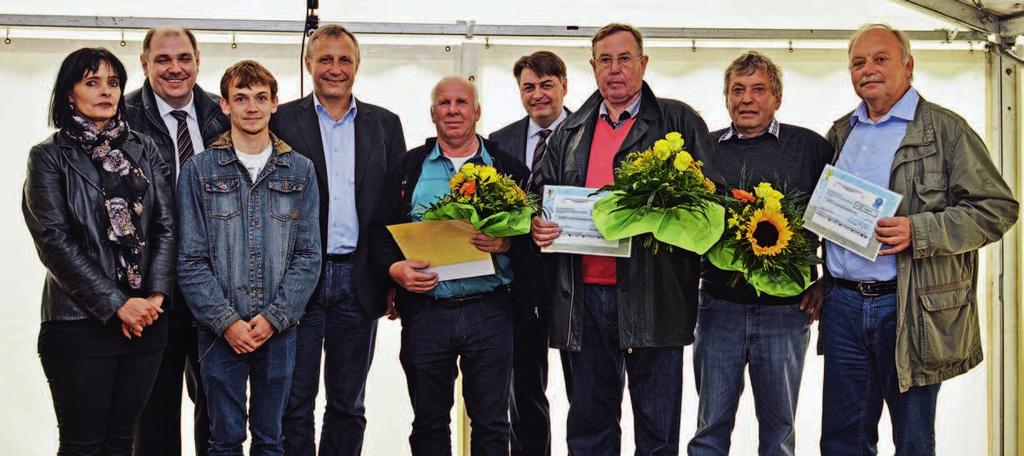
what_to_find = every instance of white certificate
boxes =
[540,185,632,257]
[802,165,902,261]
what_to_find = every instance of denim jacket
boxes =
[176,132,321,335]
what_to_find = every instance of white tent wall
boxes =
[0,29,995,454]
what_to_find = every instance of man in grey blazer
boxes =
[488,50,570,456]
[269,24,406,456]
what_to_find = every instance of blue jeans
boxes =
[688,291,810,456]
[564,285,684,456]
[399,289,514,456]
[199,328,297,456]
[282,258,377,456]
[820,286,940,456]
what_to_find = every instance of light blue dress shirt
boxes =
[410,140,513,299]
[825,87,920,281]
[314,95,359,255]
[525,110,568,165]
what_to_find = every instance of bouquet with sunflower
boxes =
[591,131,725,254]
[706,182,821,297]
[422,162,538,237]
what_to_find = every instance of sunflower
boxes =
[746,209,792,256]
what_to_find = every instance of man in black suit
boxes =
[269,24,406,456]
[488,50,570,456]
[126,26,229,456]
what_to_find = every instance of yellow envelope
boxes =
[386,219,495,281]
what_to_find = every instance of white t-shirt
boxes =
[447,154,473,172]
[236,143,273,181]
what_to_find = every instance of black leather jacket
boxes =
[22,132,176,323]
[124,81,229,181]
[541,82,720,351]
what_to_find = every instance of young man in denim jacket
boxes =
[176,60,321,455]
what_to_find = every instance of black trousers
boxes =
[133,304,209,456]
[41,348,164,456]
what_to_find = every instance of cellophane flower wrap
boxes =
[591,131,725,254]
[422,162,538,237]
[705,182,821,297]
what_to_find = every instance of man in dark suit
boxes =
[488,50,570,456]
[125,26,229,456]
[269,24,406,456]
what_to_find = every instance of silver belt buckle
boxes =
[857,281,880,297]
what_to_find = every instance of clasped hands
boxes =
[222,315,276,354]
[116,293,164,339]
[389,232,509,294]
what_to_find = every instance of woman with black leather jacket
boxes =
[22,47,175,456]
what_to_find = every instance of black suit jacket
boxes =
[124,80,230,181]
[270,95,406,319]
[487,109,571,323]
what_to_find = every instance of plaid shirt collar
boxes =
[718,118,780,142]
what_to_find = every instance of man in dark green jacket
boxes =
[531,23,718,455]
[820,24,1018,455]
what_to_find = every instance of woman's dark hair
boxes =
[49,47,128,129]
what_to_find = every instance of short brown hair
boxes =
[724,51,783,98]
[142,26,198,56]
[306,24,360,62]
[513,51,567,82]
[591,23,643,57]
[220,60,278,99]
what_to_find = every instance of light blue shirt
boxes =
[314,95,358,255]
[599,92,642,129]
[411,139,513,299]
[826,87,920,281]
[525,110,568,166]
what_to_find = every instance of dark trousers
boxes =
[134,303,208,456]
[820,286,940,456]
[41,348,164,456]
[511,304,567,456]
[283,259,378,456]
[565,285,684,456]
[399,289,514,456]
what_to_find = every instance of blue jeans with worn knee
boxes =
[820,285,940,456]
[564,285,684,456]
[283,258,378,456]
[688,291,810,456]
[199,328,297,456]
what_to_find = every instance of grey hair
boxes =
[429,75,480,112]
[848,23,912,64]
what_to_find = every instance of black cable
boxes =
[300,0,319,95]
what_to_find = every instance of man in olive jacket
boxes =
[819,24,1018,455]
[531,23,718,455]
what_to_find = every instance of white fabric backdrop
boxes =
[0,35,990,455]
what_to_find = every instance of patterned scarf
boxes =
[62,110,149,290]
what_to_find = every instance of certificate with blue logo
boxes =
[802,165,902,261]
[540,185,632,257]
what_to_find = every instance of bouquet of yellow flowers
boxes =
[591,131,724,254]
[706,182,820,297]
[422,162,538,237]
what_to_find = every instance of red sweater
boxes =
[582,117,636,285]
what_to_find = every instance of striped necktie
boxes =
[529,129,551,191]
[170,110,195,166]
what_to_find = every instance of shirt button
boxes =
[626,348,634,354]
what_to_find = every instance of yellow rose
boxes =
[479,166,497,184]
[653,140,672,160]
[763,196,782,212]
[754,182,783,201]
[665,132,685,151]
[673,151,693,172]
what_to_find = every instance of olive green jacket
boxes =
[826,95,1019,392]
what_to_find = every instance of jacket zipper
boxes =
[566,258,575,347]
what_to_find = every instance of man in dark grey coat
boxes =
[531,23,718,455]
[125,26,229,456]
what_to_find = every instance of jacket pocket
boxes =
[917,283,978,369]
[913,172,948,212]
[268,178,305,222]
[203,178,241,219]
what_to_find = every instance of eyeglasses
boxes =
[595,54,640,69]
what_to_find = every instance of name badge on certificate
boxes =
[540,185,631,257]
[802,165,902,261]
